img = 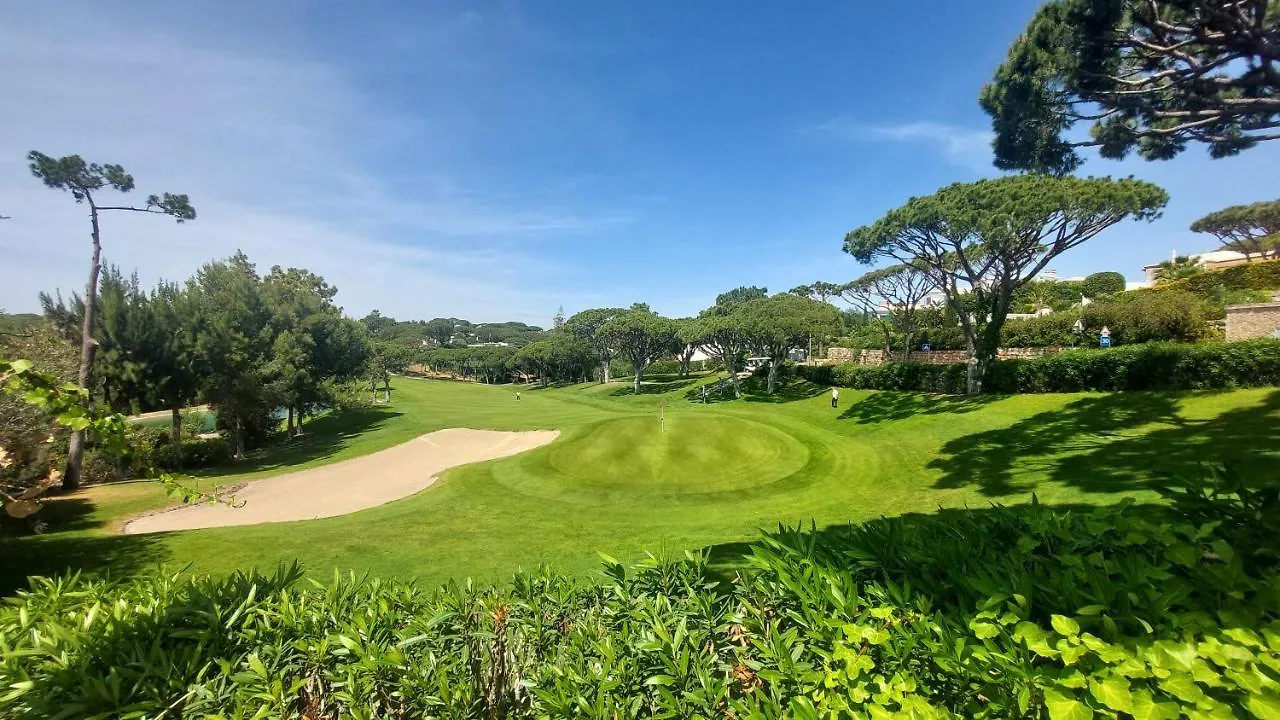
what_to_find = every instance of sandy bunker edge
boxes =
[123,428,559,534]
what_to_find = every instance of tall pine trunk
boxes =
[287,407,295,437]
[170,406,182,443]
[63,204,104,490]
[767,357,778,395]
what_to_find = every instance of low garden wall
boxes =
[1226,302,1280,341]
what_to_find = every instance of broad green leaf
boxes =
[1088,675,1132,714]
[1129,689,1179,720]
[1043,688,1093,720]
[1247,693,1280,720]
[969,620,1000,639]
[1052,615,1080,637]
[1157,673,1206,705]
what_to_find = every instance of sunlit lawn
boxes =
[4,373,1278,595]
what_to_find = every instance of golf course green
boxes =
[4,373,1279,594]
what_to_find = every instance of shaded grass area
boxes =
[3,376,1278,596]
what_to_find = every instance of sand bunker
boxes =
[124,428,558,534]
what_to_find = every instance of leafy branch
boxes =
[0,357,235,517]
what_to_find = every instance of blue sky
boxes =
[2,1,1276,325]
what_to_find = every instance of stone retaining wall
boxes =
[1225,303,1280,341]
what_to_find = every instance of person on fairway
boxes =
[831,386,839,409]
[516,391,521,401]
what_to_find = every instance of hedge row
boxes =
[803,339,1280,393]
[1161,257,1280,295]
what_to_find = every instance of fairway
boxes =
[5,375,1279,594]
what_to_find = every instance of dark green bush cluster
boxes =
[811,361,970,393]
[2,479,1278,718]
[989,340,1280,392]
[149,437,233,470]
[1000,290,1214,348]
[806,340,1280,394]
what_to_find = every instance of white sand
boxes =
[123,428,558,534]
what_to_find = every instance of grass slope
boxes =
[4,374,1278,594]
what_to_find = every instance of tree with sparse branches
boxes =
[982,0,1280,175]
[673,318,700,377]
[28,151,195,489]
[838,278,891,355]
[688,312,749,398]
[1190,199,1280,259]
[841,264,937,360]
[564,308,625,383]
[844,175,1167,395]
[740,294,841,395]
[600,307,679,394]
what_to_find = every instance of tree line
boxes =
[38,253,370,469]
[413,294,842,398]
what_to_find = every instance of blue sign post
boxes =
[1100,325,1112,348]
[921,343,932,352]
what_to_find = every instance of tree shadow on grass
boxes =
[608,375,700,396]
[194,406,403,479]
[839,391,1000,424]
[740,377,827,403]
[0,498,172,597]
[701,501,1173,596]
[928,389,1280,497]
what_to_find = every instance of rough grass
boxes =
[3,373,1278,595]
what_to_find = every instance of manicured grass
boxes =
[3,374,1278,594]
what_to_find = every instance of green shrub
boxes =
[150,438,233,471]
[1081,270,1125,298]
[999,290,1213,347]
[646,358,683,375]
[1168,258,1280,295]
[2,482,1277,719]
[990,340,1280,392]
[811,361,969,393]
[807,339,1280,393]
[1000,312,1081,348]
[1085,290,1213,343]
[77,449,123,485]
[215,406,279,452]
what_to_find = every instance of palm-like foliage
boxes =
[1154,256,1204,283]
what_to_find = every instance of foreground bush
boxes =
[2,477,1277,718]
[806,339,1280,394]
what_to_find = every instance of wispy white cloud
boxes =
[0,3,627,324]
[808,119,997,174]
